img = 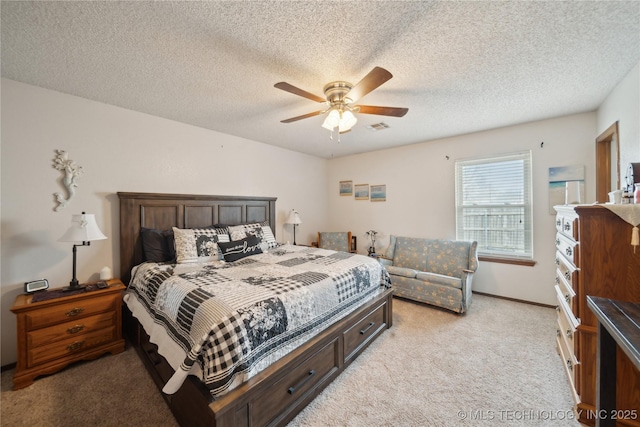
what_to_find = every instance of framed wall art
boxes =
[354,184,369,200]
[370,184,386,202]
[339,180,353,196]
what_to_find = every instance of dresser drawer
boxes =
[555,271,575,311]
[28,326,116,367]
[250,337,339,426]
[556,331,580,404]
[24,294,120,330]
[27,312,115,348]
[555,232,579,266]
[556,312,576,355]
[555,285,579,330]
[555,250,578,291]
[343,301,386,363]
[555,212,578,240]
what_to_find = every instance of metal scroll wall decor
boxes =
[52,149,83,211]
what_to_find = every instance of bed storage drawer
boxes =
[343,300,387,363]
[250,337,340,426]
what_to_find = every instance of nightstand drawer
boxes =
[24,293,119,330]
[28,326,116,367]
[27,312,116,348]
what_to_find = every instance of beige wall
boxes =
[0,79,328,365]
[326,113,597,306]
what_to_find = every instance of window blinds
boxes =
[455,151,533,259]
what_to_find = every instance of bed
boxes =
[118,192,393,427]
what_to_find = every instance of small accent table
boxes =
[586,296,640,427]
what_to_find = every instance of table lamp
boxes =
[58,212,107,291]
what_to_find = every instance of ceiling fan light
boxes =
[322,109,341,130]
[338,110,357,132]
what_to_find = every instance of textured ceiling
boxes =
[2,1,639,159]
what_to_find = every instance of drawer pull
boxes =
[67,340,85,352]
[556,238,560,247]
[566,359,573,371]
[555,257,560,266]
[565,294,570,303]
[67,325,85,334]
[556,329,561,337]
[564,223,570,231]
[565,247,572,257]
[66,307,84,317]
[360,321,375,335]
[566,328,573,339]
[556,219,561,227]
[288,370,316,395]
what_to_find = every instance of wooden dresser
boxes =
[554,205,640,426]
[11,279,126,390]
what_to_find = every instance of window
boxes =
[455,151,533,260]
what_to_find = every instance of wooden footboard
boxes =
[125,288,393,427]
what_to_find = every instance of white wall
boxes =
[597,61,640,183]
[0,79,328,365]
[327,113,598,306]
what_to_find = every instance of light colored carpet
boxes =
[1,295,581,426]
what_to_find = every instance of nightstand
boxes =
[10,279,126,390]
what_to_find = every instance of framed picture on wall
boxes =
[370,184,386,202]
[339,180,353,196]
[355,184,369,200]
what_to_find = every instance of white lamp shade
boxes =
[58,213,107,242]
[322,109,341,131]
[338,110,357,132]
[286,209,302,225]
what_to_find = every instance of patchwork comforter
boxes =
[124,244,391,398]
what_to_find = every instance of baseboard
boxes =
[1,362,16,372]
[472,291,555,309]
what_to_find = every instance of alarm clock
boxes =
[24,279,49,293]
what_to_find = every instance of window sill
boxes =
[478,255,536,267]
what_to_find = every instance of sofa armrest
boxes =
[378,257,393,267]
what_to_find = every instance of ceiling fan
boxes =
[275,66,408,134]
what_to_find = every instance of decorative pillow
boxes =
[217,235,263,262]
[140,228,175,262]
[172,227,230,263]
[228,221,278,249]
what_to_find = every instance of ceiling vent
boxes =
[367,122,390,132]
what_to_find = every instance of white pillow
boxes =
[172,227,230,263]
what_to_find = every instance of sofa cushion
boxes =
[386,266,418,278]
[416,271,463,289]
[425,240,471,278]
[393,237,428,271]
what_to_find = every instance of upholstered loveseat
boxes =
[379,236,478,313]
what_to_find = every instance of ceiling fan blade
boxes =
[280,110,323,123]
[357,105,409,117]
[274,82,326,103]
[347,67,393,103]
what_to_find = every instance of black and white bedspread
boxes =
[124,244,391,398]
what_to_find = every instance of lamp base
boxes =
[62,280,86,292]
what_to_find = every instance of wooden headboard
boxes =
[118,192,277,284]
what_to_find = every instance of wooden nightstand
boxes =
[10,279,126,390]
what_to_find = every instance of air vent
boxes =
[366,122,390,132]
